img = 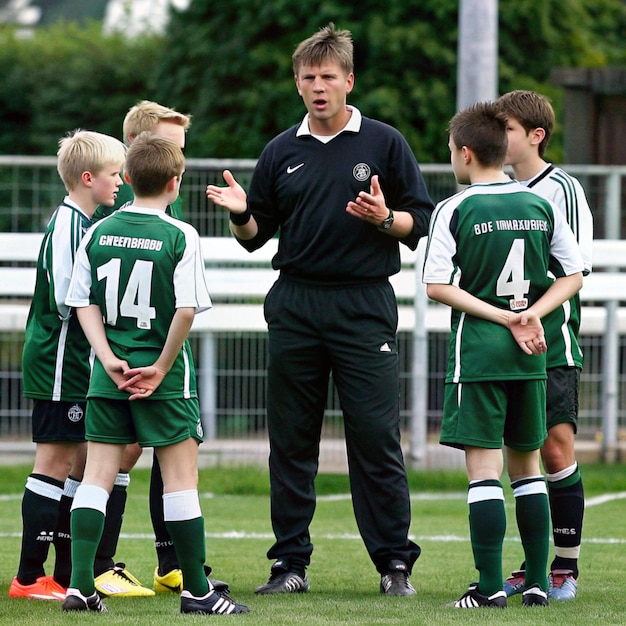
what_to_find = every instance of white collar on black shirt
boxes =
[296,106,362,142]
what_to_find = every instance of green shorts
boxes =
[440,379,547,451]
[85,397,204,448]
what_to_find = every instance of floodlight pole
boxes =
[457,0,499,109]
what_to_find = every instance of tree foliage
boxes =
[0,0,625,161]
[154,0,626,162]
[0,21,160,155]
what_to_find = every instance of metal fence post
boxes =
[410,238,429,468]
[199,331,217,441]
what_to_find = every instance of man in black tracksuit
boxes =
[206,23,434,596]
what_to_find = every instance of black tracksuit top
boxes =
[238,116,434,284]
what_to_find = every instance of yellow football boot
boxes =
[94,563,155,597]
[153,567,183,593]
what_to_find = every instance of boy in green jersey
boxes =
[10,130,133,601]
[94,100,190,221]
[62,133,248,615]
[497,90,593,601]
[93,100,223,596]
[422,102,584,609]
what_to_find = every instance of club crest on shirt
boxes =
[509,298,528,311]
[67,404,84,423]
[353,163,371,182]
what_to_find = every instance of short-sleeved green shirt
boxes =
[66,206,212,400]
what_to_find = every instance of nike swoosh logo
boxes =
[287,163,304,174]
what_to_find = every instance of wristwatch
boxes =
[378,208,394,230]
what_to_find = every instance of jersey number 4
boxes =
[97,258,156,329]
[496,238,530,311]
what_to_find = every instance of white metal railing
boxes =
[1,158,626,467]
[1,232,625,465]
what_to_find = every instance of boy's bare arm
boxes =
[76,304,134,388]
[119,307,196,400]
[523,273,583,320]
[426,283,546,355]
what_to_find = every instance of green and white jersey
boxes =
[523,164,593,369]
[22,198,93,401]
[423,180,584,383]
[93,183,183,221]
[66,206,212,400]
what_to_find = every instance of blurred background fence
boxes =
[1,158,625,469]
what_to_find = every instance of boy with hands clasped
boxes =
[422,102,583,608]
[62,133,248,615]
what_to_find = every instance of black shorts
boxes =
[31,400,86,443]
[546,366,580,432]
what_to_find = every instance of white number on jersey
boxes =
[97,258,156,328]
[496,238,530,311]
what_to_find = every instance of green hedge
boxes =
[0,21,160,155]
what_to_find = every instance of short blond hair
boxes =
[124,132,185,198]
[57,130,126,192]
[122,100,191,145]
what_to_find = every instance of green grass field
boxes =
[0,462,625,624]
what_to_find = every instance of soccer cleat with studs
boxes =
[9,575,66,601]
[548,569,577,600]
[522,583,549,606]
[180,589,249,614]
[380,560,416,596]
[154,565,231,595]
[454,583,507,608]
[255,560,310,594]
[94,562,155,597]
[62,588,108,612]
[503,568,525,596]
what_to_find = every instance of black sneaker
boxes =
[254,560,310,594]
[380,560,416,596]
[454,583,507,608]
[180,589,249,614]
[62,588,108,612]
[522,584,549,607]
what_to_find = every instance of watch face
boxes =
[382,214,394,229]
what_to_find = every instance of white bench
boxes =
[2,233,625,335]
[1,233,625,458]
[0,234,419,331]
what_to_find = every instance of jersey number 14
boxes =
[97,258,156,329]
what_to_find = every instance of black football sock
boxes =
[150,455,179,575]
[547,463,584,577]
[94,474,129,576]
[52,476,81,587]
[16,474,64,585]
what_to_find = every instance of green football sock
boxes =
[70,507,105,596]
[513,476,549,592]
[468,479,506,597]
[165,516,208,597]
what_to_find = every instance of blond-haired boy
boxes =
[11,131,128,601]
